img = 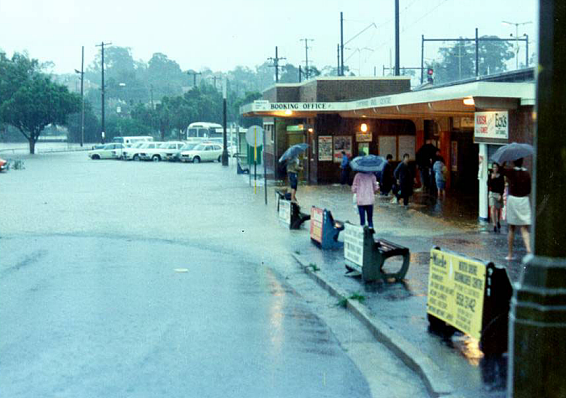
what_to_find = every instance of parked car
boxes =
[127,142,163,161]
[154,141,186,161]
[179,143,223,163]
[170,143,199,162]
[88,143,127,160]
[121,142,146,160]
[0,158,8,172]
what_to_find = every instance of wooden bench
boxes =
[373,237,410,281]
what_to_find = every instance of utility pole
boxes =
[268,46,286,83]
[394,0,400,76]
[221,78,228,167]
[340,12,344,76]
[337,44,341,76]
[508,1,566,396]
[300,38,314,80]
[96,41,111,144]
[150,84,154,109]
[187,71,202,87]
[74,46,85,147]
[299,65,302,83]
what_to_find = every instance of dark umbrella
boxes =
[490,142,534,164]
[279,143,308,162]
[415,143,439,167]
[350,155,387,172]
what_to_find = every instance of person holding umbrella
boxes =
[350,155,385,231]
[491,142,534,260]
[279,144,308,204]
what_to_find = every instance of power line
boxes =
[300,38,314,79]
[267,46,286,83]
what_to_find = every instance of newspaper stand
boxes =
[426,247,512,354]
[275,190,310,230]
[310,207,344,250]
[343,222,410,282]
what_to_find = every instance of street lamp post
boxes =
[74,46,85,147]
[502,20,532,69]
[221,78,229,167]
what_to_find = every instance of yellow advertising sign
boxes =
[427,249,486,340]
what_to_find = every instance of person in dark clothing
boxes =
[487,162,505,232]
[502,158,532,260]
[394,153,413,207]
[380,154,395,196]
[339,151,349,185]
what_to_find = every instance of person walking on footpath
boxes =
[352,171,380,232]
[380,154,395,196]
[487,162,505,233]
[286,155,303,203]
[502,158,532,260]
[432,156,447,200]
[339,151,349,185]
[394,153,413,207]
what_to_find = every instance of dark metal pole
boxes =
[337,44,341,76]
[299,65,302,83]
[525,34,529,67]
[222,79,228,166]
[475,28,479,77]
[80,46,84,147]
[340,12,344,76]
[421,35,425,84]
[101,42,105,143]
[394,0,400,76]
[508,1,566,396]
[275,46,279,83]
[263,126,267,205]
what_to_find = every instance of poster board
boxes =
[398,136,416,160]
[378,136,397,160]
[310,207,324,243]
[427,249,487,340]
[318,136,333,161]
[278,200,292,226]
[333,136,352,163]
[343,223,365,272]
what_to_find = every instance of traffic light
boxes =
[427,68,434,84]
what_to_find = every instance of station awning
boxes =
[240,81,535,119]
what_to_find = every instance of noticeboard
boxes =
[427,249,487,340]
[318,136,333,161]
[278,200,292,225]
[310,207,324,243]
[344,223,365,272]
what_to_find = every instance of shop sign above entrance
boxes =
[474,111,509,142]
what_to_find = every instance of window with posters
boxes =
[333,136,352,163]
[318,136,333,161]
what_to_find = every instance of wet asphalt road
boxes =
[0,152,426,398]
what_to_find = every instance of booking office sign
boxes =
[427,249,487,339]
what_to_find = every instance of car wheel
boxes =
[133,154,141,161]
[192,157,201,164]
[92,154,100,160]
[152,155,161,162]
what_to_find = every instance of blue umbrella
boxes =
[350,155,387,172]
[279,143,309,162]
[490,142,534,164]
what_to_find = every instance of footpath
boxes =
[269,183,527,398]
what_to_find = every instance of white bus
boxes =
[113,136,154,145]
[187,122,223,139]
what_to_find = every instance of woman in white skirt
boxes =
[502,158,532,260]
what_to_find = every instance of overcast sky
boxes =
[0,0,538,76]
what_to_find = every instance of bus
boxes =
[186,122,223,139]
[113,136,154,145]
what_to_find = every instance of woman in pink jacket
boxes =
[352,172,380,231]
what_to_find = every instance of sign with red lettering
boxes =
[474,111,509,142]
[310,207,324,243]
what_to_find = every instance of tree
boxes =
[67,101,101,144]
[232,91,262,128]
[0,75,81,153]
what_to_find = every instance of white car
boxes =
[179,143,223,163]
[121,142,147,160]
[88,143,126,160]
[130,142,163,161]
[155,142,186,161]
